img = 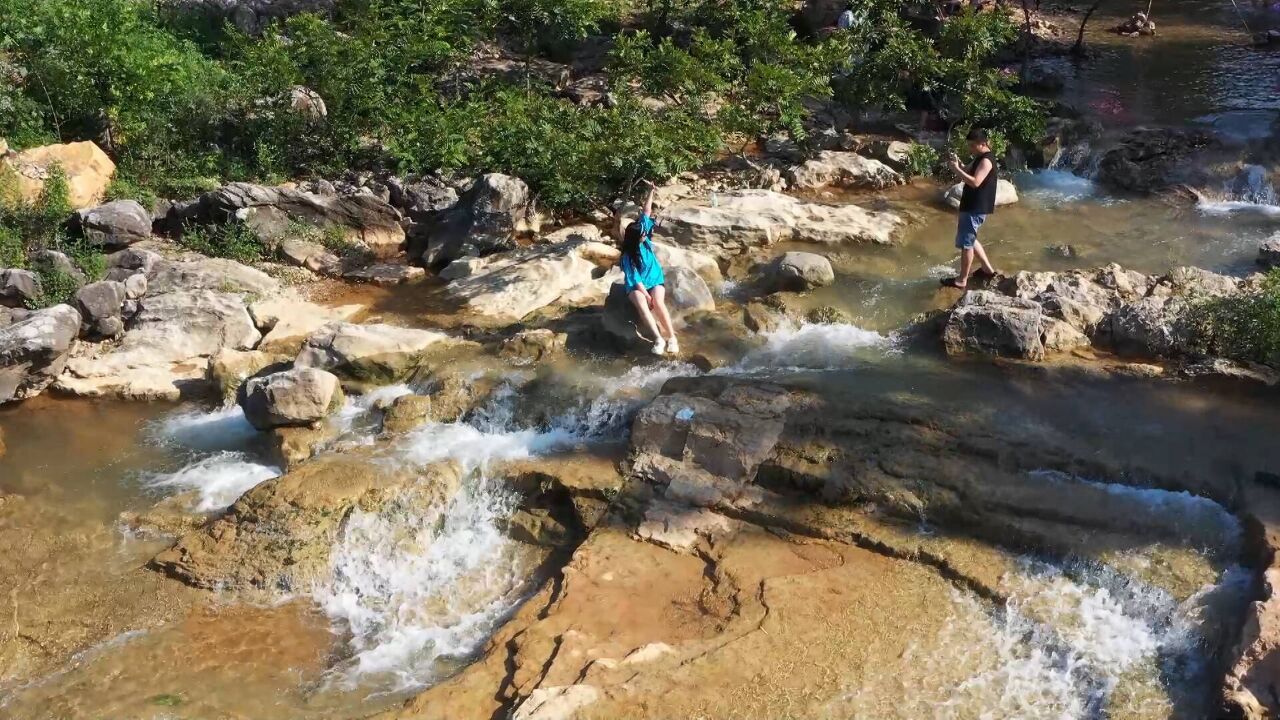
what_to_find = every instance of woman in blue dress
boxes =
[621,180,679,355]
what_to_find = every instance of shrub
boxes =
[26,264,81,309]
[179,222,265,263]
[903,143,939,178]
[1186,270,1280,367]
[0,226,23,268]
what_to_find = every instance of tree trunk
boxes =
[1020,0,1033,85]
[1073,0,1105,56]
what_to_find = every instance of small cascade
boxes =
[313,360,699,691]
[143,405,282,512]
[1197,164,1280,216]
[721,320,893,373]
[1015,141,1102,205]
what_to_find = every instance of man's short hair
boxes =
[966,127,989,143]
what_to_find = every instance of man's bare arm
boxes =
[951,157,993,188]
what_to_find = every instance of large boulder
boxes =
[418,173,535,267]
[248,297,363,354]
[443,237,616,326]
[1095,128,1215,194]
[942,179,1020,209]
[0,304,81,404]
[73,200,151,249]
[656,190,902,259]
[238,367,344,431]
[942,291,1046,360]
[785,151,902,190]
[1109,296,1190,357]
[58,290,261,400]
[146,257,281,296]
[1260,236,1280,270]
[601,267,714,343]
[1,141,115,209]
[294,322,456,384]
[103,247,162,283]
[0,269,41,307]
[190,182,406,259]
[760,252,835,293]
[74,280,128,338]
[391,177,459,219]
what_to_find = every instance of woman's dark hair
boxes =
[622,221,647,271]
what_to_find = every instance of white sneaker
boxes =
[651,338,667,355]
[666,337,680,354]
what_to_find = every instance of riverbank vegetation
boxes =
[0,0,1045,211]
[1189,270,1280,367]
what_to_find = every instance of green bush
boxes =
[0,226,23,268]
[903,143,939,178]
[179,222,265,263]
[1186,270,1280,367]
[26,264,81,309]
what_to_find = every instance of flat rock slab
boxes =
[656,190,903,259]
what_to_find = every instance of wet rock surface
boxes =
[0,304,81,404]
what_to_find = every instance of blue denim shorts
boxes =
[955,212,988,249]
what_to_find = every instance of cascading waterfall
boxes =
[1014,141,1102,205]
[312,360,703,692]
[838,476,1250,719]
[1197,163,1280,216]
[143,405,281,512]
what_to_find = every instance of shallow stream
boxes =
[3,1,1280,716]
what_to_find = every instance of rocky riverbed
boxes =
[4,12,1280,713]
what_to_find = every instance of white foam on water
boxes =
[1197,164,1280,216]
[838,558,1249,718]
[314,362,698,690]
[1196,199,1280,217]
[1015,169,1100,205]
[144,452,281,512]
[153,405,259,452]
[723,321,893,372]
[317,464,524,690]
[1029,470,1242,555]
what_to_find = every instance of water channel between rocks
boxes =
[4,1,1280,714]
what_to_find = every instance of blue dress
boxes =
[620,214,666,292]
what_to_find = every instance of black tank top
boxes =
[958,151,998,214]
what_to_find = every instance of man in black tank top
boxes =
[941,127,999,290]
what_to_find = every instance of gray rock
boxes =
[74,280,128,337]
[124,273,148,300]
[105,247,162,280]
[762,252,835,293]
[76,200,152,248]
[601,267,714,343]
[1259,236,1280,270]
[29,250,87,284]
[1181,358,1279,387]
[0,304,82,403]
[1109,296,1189,357]
[394,178,459,218]
[194,182,405,259]
[417,173,532,266]
[942,291,1045,360]
[147,257,280,296]
[1095,128,1215,194]
[0,269,41,307]
[238,367,345,431]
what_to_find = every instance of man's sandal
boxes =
[940,277,968,289]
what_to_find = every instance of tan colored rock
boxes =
[786,151,903,190]
[381,393,434,435]
[656,190,903,259]
[58,290,261,401]
[3,141,115,209]
[294,322,457,384]
[269,423,340,470]
[209,348,287,404]
[500,329,567,363]
[238,367,345,430]
[151,456,462,592]
[249,297,362,354]
[445,239,618,326]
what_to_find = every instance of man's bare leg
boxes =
[957,248,975,287]
[972,240,996,275]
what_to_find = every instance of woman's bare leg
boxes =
[649,285,677,340]
[628,289,662,341]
